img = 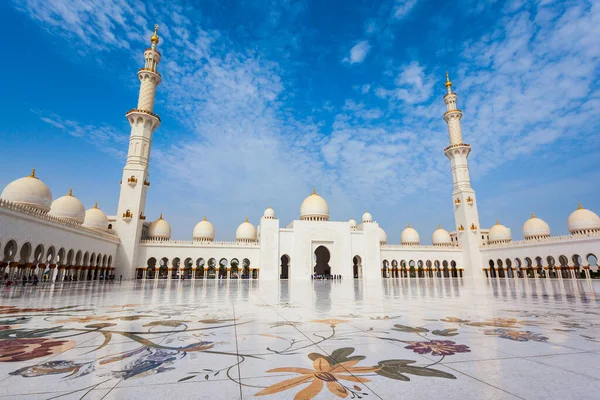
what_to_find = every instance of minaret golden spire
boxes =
[30,168,36,178]
[150,24,159,49]
[445,71,452,94]
[159,213,163,219]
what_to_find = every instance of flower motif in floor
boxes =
[404,340,470,356]
[255,357,379,398]
[310,319,348,327]
[0,338,76,362]
[483,328,549,342]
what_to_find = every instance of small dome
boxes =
[193,216,215,242]
[362,211,372,223]
[263,207,276,219]
[300,189,329,221]
[523,213,550,239]
[236,218,257,242]
[48,188,85,224]
[432,225,452,246]
[568,203,600,234]
[83,203,109,231]
[148,214,171,240]
[401,224,420,245]
[0,169,52,212]
[349,218,357,230]
[378,226,387,244]
[489,220,512,244]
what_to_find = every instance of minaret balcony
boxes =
[444,143,470,152]
[126,108,161,123]
[138,68,161,78]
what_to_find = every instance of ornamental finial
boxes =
[203,216,207,221]
[438,224,441,229]
[531,212,535,219]
[68,188,73,196]
[245,216,248,223]
[312,188,317,195]
[159,213,163,219]
[94,202,98,209]
[150,24,159,48]
[578,202,583,210]
[495,219,499,225]
[30,168,36,178]
[407,223,411,228]
[445,71,452,94]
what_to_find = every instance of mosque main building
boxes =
[1,26,599,282]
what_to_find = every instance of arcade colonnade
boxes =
[484,253,599,280]
[0,239,115,282]
[139,256,259,280]
[381,258,463,279]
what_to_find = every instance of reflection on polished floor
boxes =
[1,278,599,399]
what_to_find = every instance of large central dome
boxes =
[300,189,329,221]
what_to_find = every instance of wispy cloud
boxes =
[343,40,371,64]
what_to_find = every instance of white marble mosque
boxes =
[1,25,599,285]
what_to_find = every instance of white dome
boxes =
[432,226,452,246]
[489,220,512,244]
[401,224,420,245]
[378,226,387,244]
[1,169,52,212]
[362,211,372,223]
[568,203,600,234]
[263,207,276,219]
[83,203,109,231]
[148,214,171,240]
[48,189,85,224]
[300,189,329,221]
[523,213,550,239]
[349,218,357,229]
[236,218,257,242]
[193,217,215,242]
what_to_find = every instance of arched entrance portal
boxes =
[353,256,362,278]
[280,255,290,279]
[314,246,331,276]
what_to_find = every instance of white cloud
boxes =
[344,40,371,64]
[392,0,419,19]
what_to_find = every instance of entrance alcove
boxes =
[314,246,331,276]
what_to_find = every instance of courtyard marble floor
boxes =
[1,278,600,399]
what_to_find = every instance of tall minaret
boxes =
[443,73,482,279]
[114,25,162,278]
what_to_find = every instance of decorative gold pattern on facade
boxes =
[143,179,150,186]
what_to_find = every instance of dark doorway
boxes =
[281,255,290,279]
[314,246,331,276]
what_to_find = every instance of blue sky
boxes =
[1,0,599,242]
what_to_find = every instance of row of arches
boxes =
[486,253,599,279]
[140,257,257,279]
[382,259,461,278]
[0,239,114,282]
